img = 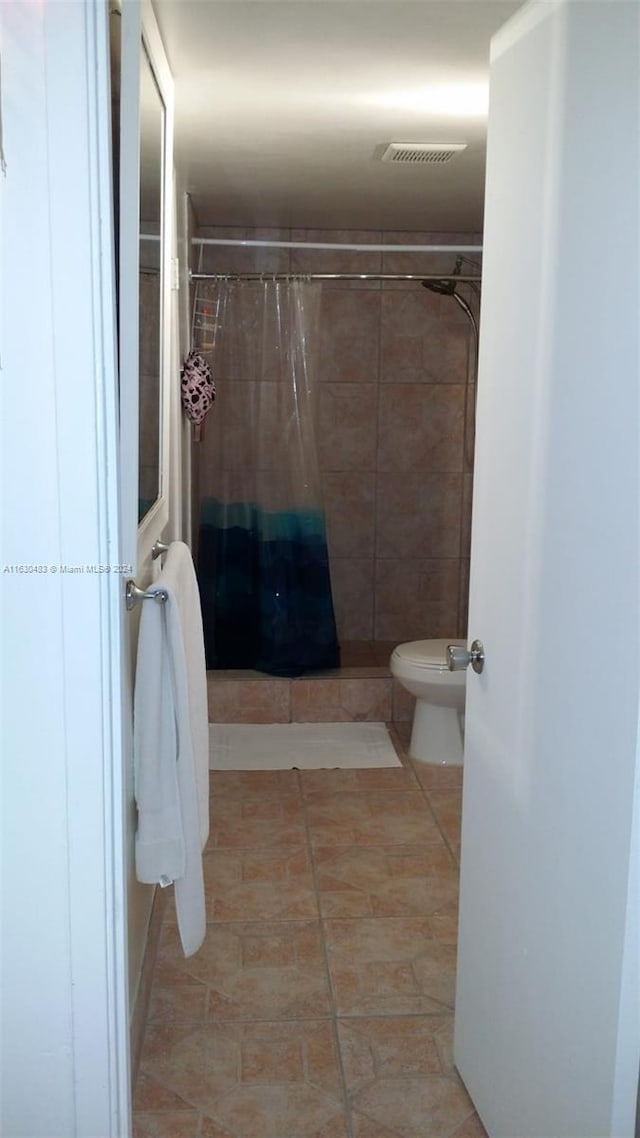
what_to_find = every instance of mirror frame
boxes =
[119,0,174,569]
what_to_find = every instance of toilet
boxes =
[391,639,467,765]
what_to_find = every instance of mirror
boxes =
[137,43,164,522]
[118,0,173,566]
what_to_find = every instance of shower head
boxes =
[421,277,458,296]
[421,255,463,296]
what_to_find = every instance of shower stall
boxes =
[191,233,482,677]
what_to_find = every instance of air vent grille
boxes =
[380,142,467,165]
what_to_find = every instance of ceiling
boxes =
[152,0,525,233]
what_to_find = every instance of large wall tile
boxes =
[374,559,460,642]
[323,472,375,558]
[318,385,377,471]
[376,472,462,559]
[330,558,374,640]
[461,473,474,560]
[380,289,469,385]
[377,385,465,472]
[319,289,380,383]
[458,559,470,640]
[464,383,477,472]
[376,604,459,646]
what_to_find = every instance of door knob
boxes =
[447,640,485,675]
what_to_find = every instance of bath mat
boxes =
[209,722,401,770]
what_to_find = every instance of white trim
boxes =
[193,237,483,254]
[118,0,142,571]
[141,0,174,557]
[119,0,175,570]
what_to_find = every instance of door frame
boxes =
[2,2,131,1134]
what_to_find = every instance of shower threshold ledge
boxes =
[206,641,412,725]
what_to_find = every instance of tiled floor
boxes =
[134,724,485,1138]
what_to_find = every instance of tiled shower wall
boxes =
[195,226,479,643]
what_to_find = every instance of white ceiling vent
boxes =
[380,142,467,165]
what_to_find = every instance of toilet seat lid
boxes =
[393,638,466,669]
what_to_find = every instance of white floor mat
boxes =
[209,722,401,770]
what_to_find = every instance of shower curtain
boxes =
[194,279,340,677]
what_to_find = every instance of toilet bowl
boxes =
[391,639,467,765]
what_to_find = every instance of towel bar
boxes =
[125,579,169,611]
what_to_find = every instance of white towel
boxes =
[133,541,209,957]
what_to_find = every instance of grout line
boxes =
[145,1008,460,1026]
[417,783,462,867]
[299,780,355,1138]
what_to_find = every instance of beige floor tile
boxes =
[209,769,302,799]
[208,794,307,849]
[385,723,417,769]
[338,1017,475,1138]
[391,721,412,749]
[140,1021,349,1138]
[338,1015,450,1086]
[306,791,443,847]
[139,1024,238,1116]
[147,982,209,1026]
[314,845,458,919]
[323,918,457,1015]
[448,1115,489,1137]
[426,789,463,852]
[200,1120,243,1138]
[429,911,459,944]
[155,922,332,1020]
[132,1110,202,1137]
[203,847,318,921]
[411,761,464,791]
[349,1083,475,1138]
[212,1086,350,1138]
[133,1073,197,1113]
[138,739,470,1135]
[299,766,419,796]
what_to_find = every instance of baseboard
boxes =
[129,884,167,1090]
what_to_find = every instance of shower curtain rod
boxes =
[192,237,482,254]
[190,272,481,283]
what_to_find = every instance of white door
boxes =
[455,3,640,1136]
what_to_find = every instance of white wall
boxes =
[1,2,129,1134]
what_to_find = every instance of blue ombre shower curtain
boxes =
[193,279,339,677]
